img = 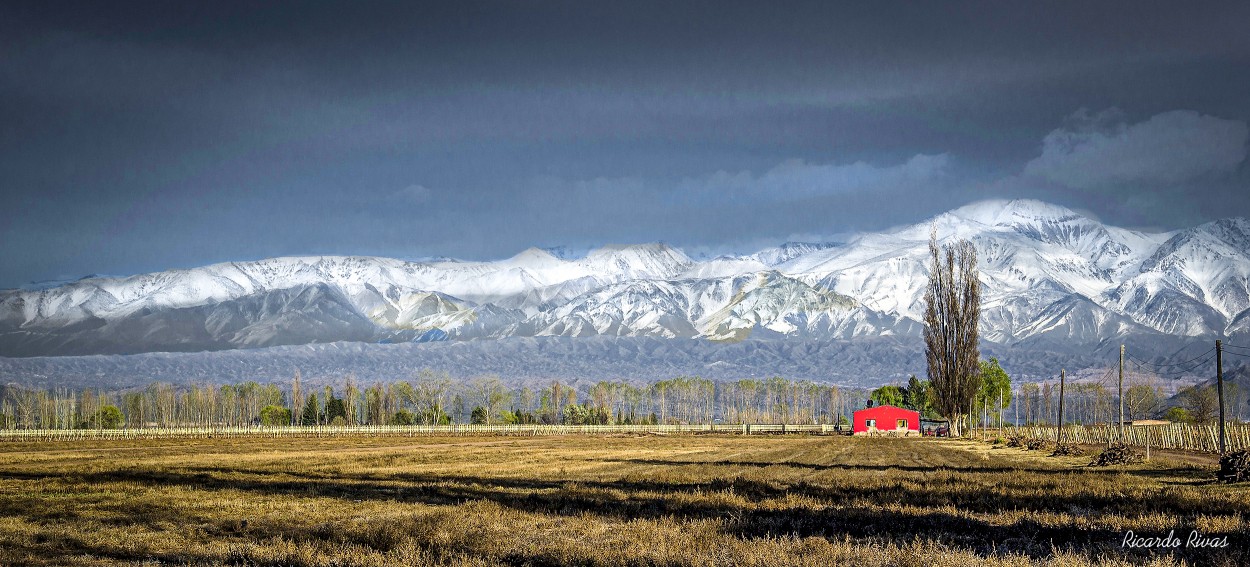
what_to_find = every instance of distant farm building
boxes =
[852,404,921,436]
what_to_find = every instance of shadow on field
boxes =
[1,528,228,566]
[612,457,1215,479]
[3,463,1245,563]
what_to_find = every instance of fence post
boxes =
[1056,369,1066,444]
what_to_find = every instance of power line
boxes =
[1078,365,1116,387]
[1125,352,1215,373]
[1221,343,1250,355]
[1141,355,1215,376]
[1126,354,1216,378]
[1125,347,1215,368]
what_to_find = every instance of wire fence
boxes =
[0,423,857,441]
[7,420,1245,453]
[1005,423,1250,453]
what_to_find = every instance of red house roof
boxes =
[852,405,921,434]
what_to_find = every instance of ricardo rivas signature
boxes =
[1122,530,1229,549]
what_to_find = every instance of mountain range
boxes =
[2,199,1247,385]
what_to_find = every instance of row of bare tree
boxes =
[2,371,1237,430]
[0,372,874,429]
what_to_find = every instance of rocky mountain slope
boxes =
[2,200,1247,373]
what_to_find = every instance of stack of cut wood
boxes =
[1217,451,1250,484]
[1089,444,1143,466]
[1050,442,1083,457]
[1025,438,1051,451]
[1006,435,1026,448]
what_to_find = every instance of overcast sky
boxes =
[2,1,1249,288]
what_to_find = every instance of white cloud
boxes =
[675,153,951,203]
[1023,109,1247,188]
[394,184,432,202]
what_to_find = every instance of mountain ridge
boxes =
[2,199,1248,366]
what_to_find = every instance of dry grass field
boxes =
[0,434,1246,566]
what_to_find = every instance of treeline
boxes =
[0,370,872,430]
[1013,381,1244,426]
[2,366,1240,431]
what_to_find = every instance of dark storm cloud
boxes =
[2,1,1250,287]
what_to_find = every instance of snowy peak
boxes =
[1196,217,1250,253]
[581,243,693,280]
[950,198,1082,227]
[1142,218,1250,272]
[946,199,1114,251]
[503,247,565,270]
[751,242,842,267]
[3,200,1250,357]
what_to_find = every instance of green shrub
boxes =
[419,409,451,425]
[259,405,292,426]
[79,405,124,429]
[1164,406,1192,424]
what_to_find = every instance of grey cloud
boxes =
[3,2,1250,288]
[1023,109,1248,189]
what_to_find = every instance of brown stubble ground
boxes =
[0,434,1245,566]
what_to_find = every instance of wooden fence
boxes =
[0,423,849,441]
[1004,423,1250,453]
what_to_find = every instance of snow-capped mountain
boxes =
[2,199,1247,358]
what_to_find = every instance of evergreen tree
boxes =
[326,396,347,423]
[300,394,319,426]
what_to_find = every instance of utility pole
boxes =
[1119,344,1125,442]
[968,398,974,438]
[999,387,1004,432]
[1057,369,1066,445]
[1217,340,1226,454]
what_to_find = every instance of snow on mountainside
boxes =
[1,199,1248,358]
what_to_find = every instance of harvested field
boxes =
[0,435,1246,566]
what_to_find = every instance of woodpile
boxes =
[1050,442,1083,457]
[1025,438,1051,451]
[1005,434,1026,448]
[1089,444,1143,466]
[1216,451,1250,484]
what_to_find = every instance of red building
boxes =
[852,404,921,435]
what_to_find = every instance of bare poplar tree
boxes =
[923,228,981,436]
[291,369,302,426]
